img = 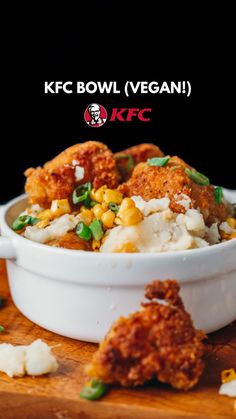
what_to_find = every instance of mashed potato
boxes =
[100,195,220,253]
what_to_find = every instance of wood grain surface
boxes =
[0,259,236,418]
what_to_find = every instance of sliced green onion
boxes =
[115,154,134,172]
[72,182,92,205]
[185,168,210,186]
[108,202,120,214]
[76,222,92,241]
[89,220,104,241]
[0,325,5,333]
[80,379,108,400]
[12,215,40,231]
[0,296,5,308]
[215,186,223,204]
[147,156,170,167]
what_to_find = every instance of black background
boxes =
[1,1,235,203]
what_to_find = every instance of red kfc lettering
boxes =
[138,108,152,121]
[109,108,152,122]
[109,108,127,121]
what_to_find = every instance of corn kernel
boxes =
[94,185,107,203]
[37,219,50,229]
[115,242,138,253]
[119,198,135,213]
[230,232,236,239]
[37,209,54,220]
[51,199,71,214]
[103,189,123,204]
[227,218,236,229]
[90,188,97,201]
[77,209,93,225]
[101,201,108,210]
[221,368,236,384]
[118,207,143,226]
[92,240,101,251]
[101,210,115,228]
[93,204,105,219]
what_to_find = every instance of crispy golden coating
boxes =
[86,280,205,390]
[115,143,164,181]
[119,158,231,224]
[25,142,120,206]
[47,231,92,251]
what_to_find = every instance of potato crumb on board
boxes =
[0,339,58,377]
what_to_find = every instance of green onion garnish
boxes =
[80,379,108,400]
[215,186,223,204]
[115,154,134,172]
[89,220,104,241]
[0,296,5,308]
[0,325,5,333]
[147,156,170,167]
[72,182,92,205]
[185,168,210,186]
[108,202,120,214]
[12,215,40,231]
[76,222,92,241]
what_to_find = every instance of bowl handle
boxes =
[0,205,16,259]
[0,237,16,259]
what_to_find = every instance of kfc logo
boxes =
[84,103,107,127]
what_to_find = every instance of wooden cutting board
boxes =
[1,259,236,419]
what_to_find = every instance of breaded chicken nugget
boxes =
[115,143,164,181]
[25,141,120,206]
[47,231,92,251]
[86,280,205,390]
[119,158,231,224]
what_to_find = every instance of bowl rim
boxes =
[1,193,236,259]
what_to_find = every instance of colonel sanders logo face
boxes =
[84,103,107,127]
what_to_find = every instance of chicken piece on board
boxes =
[86,279,205,390]
[25,141,120,206]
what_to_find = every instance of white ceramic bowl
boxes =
[1,190,236,343]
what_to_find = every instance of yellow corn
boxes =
[101,210,115,228]
[77,209,93,225]
[37,219,50,229]
[103,189,123,204]
[118,207,143,226]
[90,188,97,201]
[93,204,105,219]
[227,218,236,229]
[230,232,236,239]
[37,209,54,221]
[51,199,71,214]
[101,201,108,210]
[94,185,107,203]
[118,197,135,213]
[221,368,236,384]
[115,242,138,253]
[92,240,101,251]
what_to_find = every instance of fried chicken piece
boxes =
[119,157,231,224]
[115,143,164,181]
[86,280,205,390]
[47,231,92,251]
[25,141,120,206]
